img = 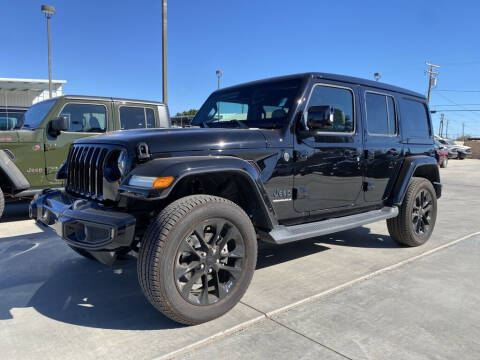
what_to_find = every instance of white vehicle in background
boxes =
[436,137,471,160]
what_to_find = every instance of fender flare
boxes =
[389,155,441,205]
[119,155,277,229]
[0,150,29,192]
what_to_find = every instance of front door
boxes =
[44,102,109,184]
[293,82,363,213]
[362,89,403,203]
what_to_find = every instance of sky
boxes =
[1,0,480,138]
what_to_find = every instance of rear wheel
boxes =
[387,177,437,247]
[138,195,257,325]
[0,187,4,219]
[440,156,448,168]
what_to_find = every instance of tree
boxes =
[175,109,198,116]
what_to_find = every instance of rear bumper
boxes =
[30,190,136,251]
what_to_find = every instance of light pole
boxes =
[41,5,55,98]
[162,0,168,104]
[374,72,382,81]
[216,70,222,89]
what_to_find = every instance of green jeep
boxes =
[0,95,170,218]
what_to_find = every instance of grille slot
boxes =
[66,145,114,200]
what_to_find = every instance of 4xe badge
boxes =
[272,188,292,202]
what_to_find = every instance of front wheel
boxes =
[138,195,257,325]
[387,177,437,247]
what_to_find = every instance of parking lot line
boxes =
[156,230,480,360]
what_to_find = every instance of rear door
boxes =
[44,101,110,183]
[361,89,403,203]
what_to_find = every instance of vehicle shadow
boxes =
[0,225,398,331]
[256,226,399,269]
[0,201,30,223]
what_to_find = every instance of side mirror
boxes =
[306,105,334,131]
[49,116,68,137]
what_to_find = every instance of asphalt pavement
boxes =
[0,159,478,360]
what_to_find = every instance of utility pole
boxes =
[425,62,440,103]
[439,113,444,137]
[41,5,55,98]
[445,118,450,139]
[162,0,168,104]
[462,121,465,144]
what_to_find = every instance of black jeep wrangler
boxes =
[31,73,441,325]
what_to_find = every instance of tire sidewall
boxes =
[155,200,257,323]
[0,187,4,219]
[405,180,437,245]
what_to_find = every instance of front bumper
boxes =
[30,190,136,252]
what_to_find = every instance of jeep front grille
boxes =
[66,144,112,199]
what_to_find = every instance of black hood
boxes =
[74,128,268,154]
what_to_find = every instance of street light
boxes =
[41,4,55,98]
[216,70,223,89]
[374,72,382,81]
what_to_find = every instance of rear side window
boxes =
[120,106,156,129]
[60,103,107,133]
[401,99,430,138]
[365,92,396,135]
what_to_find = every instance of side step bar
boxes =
[268,206,398,244]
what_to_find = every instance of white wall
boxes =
[0,86,64,108]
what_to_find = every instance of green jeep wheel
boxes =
[0,187,4,219]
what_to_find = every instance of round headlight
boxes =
[117,150,128,176]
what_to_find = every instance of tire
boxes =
[138,195,257,325]
[387,177,437,247]
[0,187,4,219]
[458,153,466,160]
[440,156,448,168]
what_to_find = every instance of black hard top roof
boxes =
[57,95,165,106]
[216,72,425,99]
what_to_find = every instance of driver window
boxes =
[307,85,354,133]
[60,104,107,133]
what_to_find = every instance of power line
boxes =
[433,109,480,112]
[434,92,480,120]
[432,104,480,106]
[433,89,480,93]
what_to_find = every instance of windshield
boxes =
[0,111,25,130]
[191,79,302,129]
[21,99,56,129]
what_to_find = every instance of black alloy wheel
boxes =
[387,177,437,247]
[174,219,245,306]
[411,189,432,236]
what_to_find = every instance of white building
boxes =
[0,78,66,108]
